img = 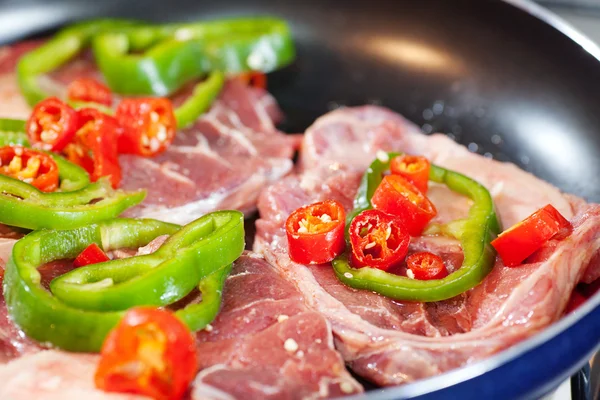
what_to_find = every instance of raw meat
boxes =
[0,42,298,224]
[254,106,600,385]
[192,254,362,399]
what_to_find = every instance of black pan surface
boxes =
[1,0,599,398]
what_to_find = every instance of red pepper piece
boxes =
[116,98,176,157]
[73,243,110,268]
[285,200,346,264]
[371,174,437,236]
[349,209,410,271]
[65,108,121,188]
[95,307,198,400]
[237,71,267,89]
[0,146,59,192]
[67,78,113,106]
[390,154,430,194]
[26,97,79,152]
[406,251,448,280]
[491,204,571,267]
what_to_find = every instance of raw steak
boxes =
[254,106,600,385]
[0,42,298,224]
[192,253,362,399]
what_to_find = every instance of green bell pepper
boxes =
[50,210,243,311]
[0,177,145,230]
[333,152,500,302]
[92,18,295,96]
[4,210,244,352]
[174,71,225,128]
[17,19,140,106]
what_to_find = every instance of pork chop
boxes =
[254,106,600,385]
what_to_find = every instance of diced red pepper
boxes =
[349,209,410,271]
[237,71,267,89]
[64,108,121,188]
[390,154,430,194]
[73,243,110,268]
[406,251,448,280]
[26,97,79,152]
[116,98,176,157]
[0,146,59,192]
[95,307,197,400]
[491,204,571,267]
[371,174,437,236]
[285,200,346,264]
[67,78,113,106]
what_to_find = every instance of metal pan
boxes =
[1,0,599,398]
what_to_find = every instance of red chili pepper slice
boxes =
[390,154,430,194]
[371,174,437,236]
[285,200,346,264]
[491,204,571,267]
[26,97,79,152]
[406,251,448,280]
[116,98,176,157]
[0,146,59,192]
[95,307,197,400]
[64,108,121,188]
[67,78,113,106]
[73,243,110,268]
[349,209,410,271]
[237,71,267,89]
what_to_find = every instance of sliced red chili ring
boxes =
[237,71,267,89]
[491,204,571,267]
[0,146,59,192]
[285,200,346,264]
[26,97,79,152]
[73,243,110,268]
[67,78,113,106]
[95,307,198,400]
[65,108,121,188]
[349,209,410,271]
[406,251,448,280]
[371,174,437,236]
[390,154,430,194]
[116,98,176,157]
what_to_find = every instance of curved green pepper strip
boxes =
[0,177,145,230]
[332,152,500,302]
[50,210,244,311]
[17,19,141,106]
[176,263,231,331]
[4,211,244,352]
[92,18,295,96]
[174,71,225,128]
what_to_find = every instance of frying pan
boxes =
[1,0,599,398]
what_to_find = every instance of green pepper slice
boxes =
[0,177,145,230]
[174,71,225,128]
[17,19,141,106]
[332,152,500,302]
[50,210,244,311]
[4,210,244,352]
[92,18,295,96]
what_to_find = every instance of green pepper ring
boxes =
[4,210,244,352]
[333,152,500,302]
